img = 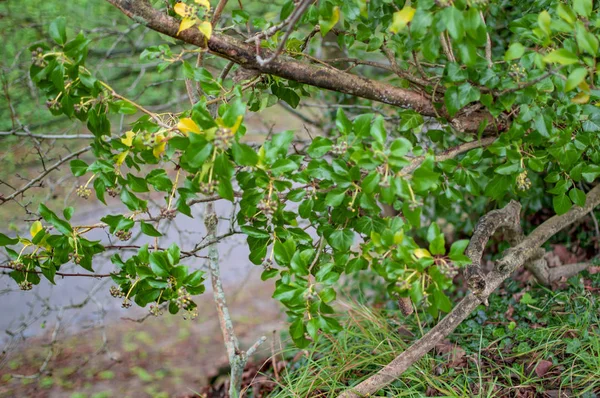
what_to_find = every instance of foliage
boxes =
[271,272,600,397]
[1,0,600,352]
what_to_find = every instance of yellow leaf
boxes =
[198,20,212,40]
[393,231,404,245]
[115,151,129,166]
[229,115,243,134]
[194,0,211,10]
[174,2,188,17]
[359,0,368,18]
[389,6,416,34]
[121,131,135,147]
[19,238,32,247]
[177,118,201,135]
[572,92,590,104]
[30,221,43,238]
[319,6,340,36]
[413,248,431,259]
[153,141,167,158]
[177,17,197,35]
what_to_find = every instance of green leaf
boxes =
[543,49,579,65]
[127,173,149,193]
[336,108,352,135]
[346,257,368,273]
[273,240,296,266]
[370,116,386,144]
[494,161,520,175]
[566,68,588,91]
[538,11,551,37]
[149,252,170,277]
[402,202,421,228]
[444,83,480,117]
[39,204,72,235]
[184,270,205,287]
[390,138,412,157]
[101,214,134,234]
[429,234,445,256]
[70,159,88,177]
[573,0,592,18]
[63,207,75,221]
[290,249,313,276]
[319,287,336,303]
[0,233,18,246]
[270,158,298,176]
[140,221,162,237]
[485,175,510,200]
[49,17,67,45]
[443,7,465,41]
[569,188,586,207]
[582,164,600,182]
[505,43,525,61]
[120,189,146,211]
[557,4,576,25]
[241,226,270,239]
[231,142,258,166]
[553,194,572,215]
[449,239,470,259]
[307,137,333,158]
[147,170,173,192]
[182,139,212,169]
[325,188,347,207]
[575,22,599,56]
[289,318,309,347]
[327,229,354,252]
[412,157,440,193]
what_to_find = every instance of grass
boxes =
[268,271,600,397]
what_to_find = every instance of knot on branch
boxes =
[204,212,218,230]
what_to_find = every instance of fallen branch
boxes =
[339,184,600,397]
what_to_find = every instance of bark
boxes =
[339,184,600,398]
[104,0,500,133]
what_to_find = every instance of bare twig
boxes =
[1,146,91,204]
[256,0,312,66]
[479,11,492,68]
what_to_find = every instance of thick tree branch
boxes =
[339,184,600,398]
[526,258,592,285]
[104,0,498,133]
[464,200,523,297]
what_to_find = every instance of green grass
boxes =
[269,272,600,397]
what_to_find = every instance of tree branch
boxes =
[104,0,498,133]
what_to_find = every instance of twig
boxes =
[1,146,92,204]
[400,137,496,176]
[479,11,492,68]
[256,0,312,66]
